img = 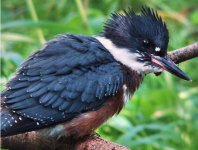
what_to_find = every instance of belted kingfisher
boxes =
[1,7,191,138]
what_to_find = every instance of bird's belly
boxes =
[39,89,124,139]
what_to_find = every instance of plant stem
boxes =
[75,0,92,33]
[26,0,46,44]
[75,0,88,26]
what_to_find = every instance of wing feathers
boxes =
[11,82,29,89]
[30,87,48,97]
[27,82,44,93]
[6,94,30,104]
[1,34,125,136]
[39,92,54,104]
[9,98,36,110]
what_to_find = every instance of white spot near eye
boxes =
[155,47,161,52]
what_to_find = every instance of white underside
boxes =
[95,36,159,74]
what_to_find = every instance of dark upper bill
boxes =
[151,55,191,81]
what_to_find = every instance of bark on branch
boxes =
[1,132,128,150]
[168,42,198,63]
[1,42,198,150]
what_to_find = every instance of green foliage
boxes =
[1,0,198,149]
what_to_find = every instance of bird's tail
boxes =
[1,107,39,137]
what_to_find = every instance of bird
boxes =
[1,7,191,139]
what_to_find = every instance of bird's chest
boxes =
[122,67,143,103]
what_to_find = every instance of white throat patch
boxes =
[95,36,154,74]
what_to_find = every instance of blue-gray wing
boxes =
[1,34,124,127]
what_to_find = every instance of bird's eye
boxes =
[142,39,152,48]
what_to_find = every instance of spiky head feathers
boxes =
[103,7,169,56]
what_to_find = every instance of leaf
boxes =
[108,116,133,133]
[1,32,33,43]
[1,51,24,66]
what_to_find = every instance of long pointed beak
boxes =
[151,55,191,81]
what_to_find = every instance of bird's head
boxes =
[102,7,191,81]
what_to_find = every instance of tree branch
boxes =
[168,42,198,63]
[1,43,198,150]
[1,132,128,150]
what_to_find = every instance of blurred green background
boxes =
[1,0,198,149]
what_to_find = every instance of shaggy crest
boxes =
[103,6,169,52]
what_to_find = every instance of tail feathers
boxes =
[1,107,41,137]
